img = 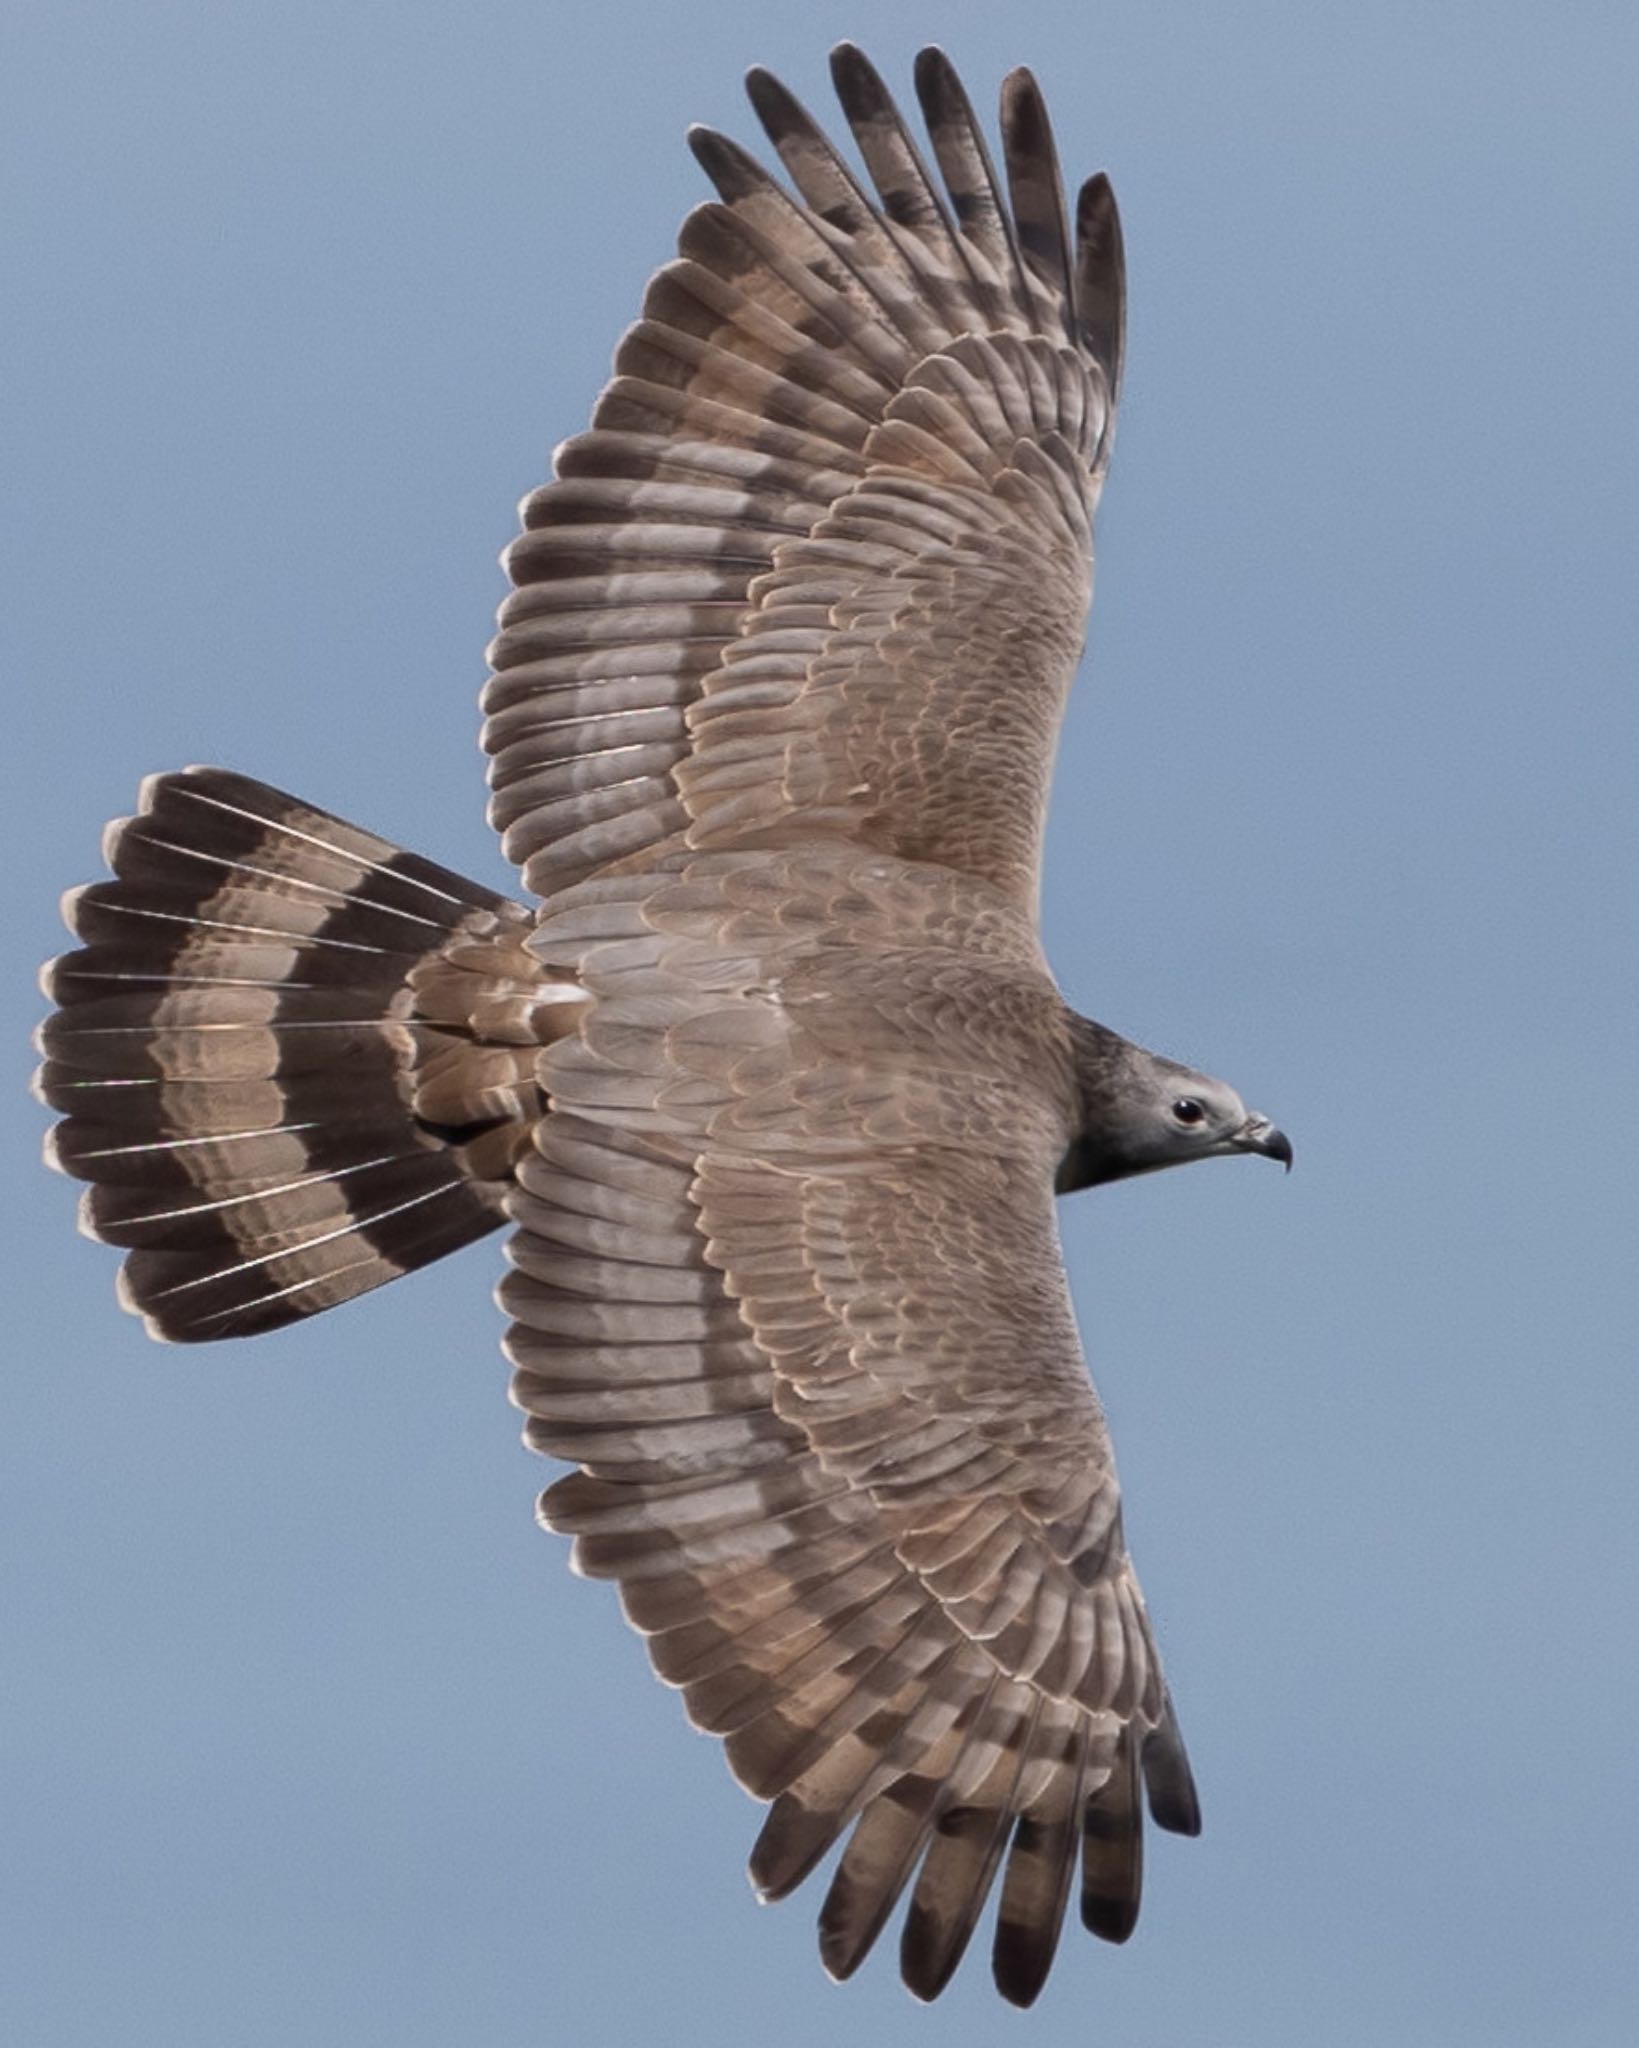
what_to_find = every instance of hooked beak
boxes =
[1235,1114,1293,1171]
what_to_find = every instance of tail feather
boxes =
[38,767,559,1341]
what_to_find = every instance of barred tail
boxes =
[36,767,556,1341]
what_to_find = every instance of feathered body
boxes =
[37,48,1287,2005]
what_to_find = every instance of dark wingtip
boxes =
[993,1958,1049,2008]
[1075,171,1126,405]
[1141,1695,1202,1836]
[899,1902,963,2004]
[829,42,891,119]
[1142,1750,1202,1839]
[996,64,1076,334]
[912,44,980,143]
[746,1794,835,1904]
[686,123,771,203]
[743,66,804,151]
[1080,1888,1141,1945]
[999,65,1049,146]
[1078,1730,1144,1945]
[992,1909,1057,2008]
[911,45,956,108]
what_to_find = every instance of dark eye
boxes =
[1171,1098,1207,1126]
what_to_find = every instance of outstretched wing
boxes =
[506,852,1197,2004]
[484,45,1124,913]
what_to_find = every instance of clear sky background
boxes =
[5,4,1637,2044]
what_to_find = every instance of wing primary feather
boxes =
[911,46,1036,323]
[1140,1692,1202,1836]
[824,42,1025,346]
[686,122,779,207]
[828,42,952,238]
[745,1640,981,1902]
[1074,172,1126,415]
[816,1688,996,1983]
[1079,1721,1144,1943]
[998,67,1077,342]
[743,65,877,236]
[988,1712,1094,2007]
[898,1692,1042,2002]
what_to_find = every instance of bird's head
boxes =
[1058,1028,1292,1193]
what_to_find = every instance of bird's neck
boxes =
[1056,1013,1156,1192]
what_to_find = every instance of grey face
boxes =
[1125,1063,1292,1172]
[1057,1055,1292,1193]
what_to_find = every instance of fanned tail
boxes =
[37,767,560,1340]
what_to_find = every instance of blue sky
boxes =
[5,3,1637,2044]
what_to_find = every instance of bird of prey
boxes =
[36,46,1289,2007]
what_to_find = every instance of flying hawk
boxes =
[36,46,1290,2006]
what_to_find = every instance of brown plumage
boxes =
[37,47,1290,2004]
